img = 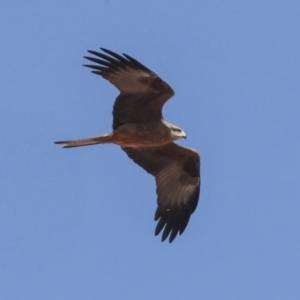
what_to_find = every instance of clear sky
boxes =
[1,1,300,299]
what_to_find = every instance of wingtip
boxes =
[100,48,116,56]
[100,47,117,54]
[168,237,175,243]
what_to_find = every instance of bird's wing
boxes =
[122,143,200,243]
[84,48,174,129]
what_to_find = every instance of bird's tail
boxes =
[54,133,113,148]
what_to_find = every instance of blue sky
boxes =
[1,1,300,299]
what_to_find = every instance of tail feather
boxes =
[55,133,113,148]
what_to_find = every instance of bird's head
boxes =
[170,125,187,141]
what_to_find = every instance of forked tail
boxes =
[54,133,113,148]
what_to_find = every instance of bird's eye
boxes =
[174,128,181,132]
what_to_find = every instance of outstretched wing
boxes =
[123,143,200,243]
[84,48,174,129]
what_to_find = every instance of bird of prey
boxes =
[55,48,201,243]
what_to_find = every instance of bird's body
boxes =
[60,119,185,148]
[55,48,201,243]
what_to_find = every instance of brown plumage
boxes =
[55,48,201,242]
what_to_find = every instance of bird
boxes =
[55,48,201,243]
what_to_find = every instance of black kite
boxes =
[55,48,201,242]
